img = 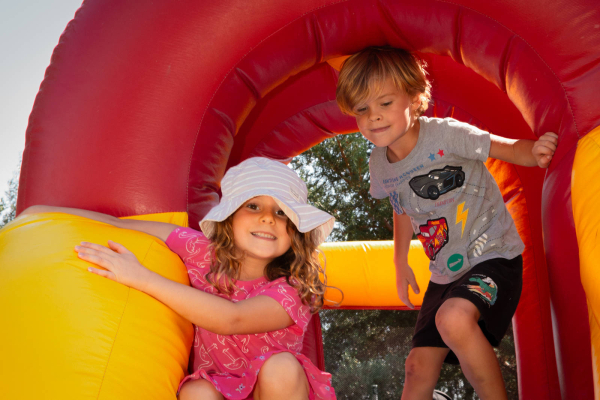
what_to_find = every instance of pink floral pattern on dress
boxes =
[166,227,336,400]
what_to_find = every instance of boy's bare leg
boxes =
[401,347,449,400]
[436,298,507,400]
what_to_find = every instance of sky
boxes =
[0,0,82,199]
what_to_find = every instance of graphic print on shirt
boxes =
[464,275,498,306]
[217,334,239,349]
[427,148,446,162]
[193,326,201,347]
[255,332,276,348]
[187,269,216,294]
[416,217,449,260]
[455,202,469,238]
[196,343,218,369]
[447,253,464,271]
[298,303,311,326]
[468,206,503,258]
[231,286,250,299]
[222,348,249,370]
[278,285,299,322]
[409,165,465,200]
[179,229,211,266]
[389,190,403,215]
[235,335,250,353]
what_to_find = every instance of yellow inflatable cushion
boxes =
[572,125,600,396]
[321,240,431,307]
[0,212,193,400]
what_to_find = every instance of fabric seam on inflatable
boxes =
[95,289,130,399]
[95,240,154,398]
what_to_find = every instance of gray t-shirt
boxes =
[369,117,525,284]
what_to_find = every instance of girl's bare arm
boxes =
[76,240,294,335]
[19,205,177,242]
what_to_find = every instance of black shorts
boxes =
[412,255,523,364]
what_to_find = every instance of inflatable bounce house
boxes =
[1,0,599,399]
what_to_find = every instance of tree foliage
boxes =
[291,133,393,241]
[292,134,518,399]
[0,169,19,229]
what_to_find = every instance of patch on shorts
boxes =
[464,275,498,306]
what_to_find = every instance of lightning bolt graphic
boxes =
[456,202,469,238]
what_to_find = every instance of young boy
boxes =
[336,46,558,400]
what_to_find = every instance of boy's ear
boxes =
[411,94,421,107]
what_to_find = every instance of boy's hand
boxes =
[75,241,153,292]
[396,261,420,309]
[532,132,558,168]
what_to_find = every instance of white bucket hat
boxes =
[200,157,335,245]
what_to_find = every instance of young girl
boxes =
[21,157,337,400]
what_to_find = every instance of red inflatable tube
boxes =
[16,0,600,398]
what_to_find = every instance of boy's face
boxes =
[353,78,419,150]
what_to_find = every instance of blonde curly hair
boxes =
[206,216,336,313]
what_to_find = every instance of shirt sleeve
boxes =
[165,227,212,267]
[441,118,491,162]
[369,149,390,199]
[255,278,311,331]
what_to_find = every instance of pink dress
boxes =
[166,227,336,400]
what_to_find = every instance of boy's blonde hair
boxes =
[336,46,431,117]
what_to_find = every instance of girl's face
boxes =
[353,78,420,151]
[231,196,292,268]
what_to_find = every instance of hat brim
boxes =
[199,189,334,245]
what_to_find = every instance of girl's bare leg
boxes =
[254,352,310,400]
[178,378,224,400]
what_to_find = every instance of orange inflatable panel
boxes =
[321,240,431,308]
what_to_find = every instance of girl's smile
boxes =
[231,196,292,274]
[251,231,276,240]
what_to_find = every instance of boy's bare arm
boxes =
[489,132,558,168]
[394,211,420,309]
[19,205,178,242]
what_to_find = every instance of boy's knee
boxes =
[435,299,480,346]
[405,351,428,380]
[257,352,307,393]
[404,350,442,386]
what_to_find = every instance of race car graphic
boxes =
[409,165,465,200]
[416,217,449,260]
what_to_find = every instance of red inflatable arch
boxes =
[14,0,600,398]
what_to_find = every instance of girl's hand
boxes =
[395,261,419,309]
[75,241,153,292]
[532,132,558,168]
